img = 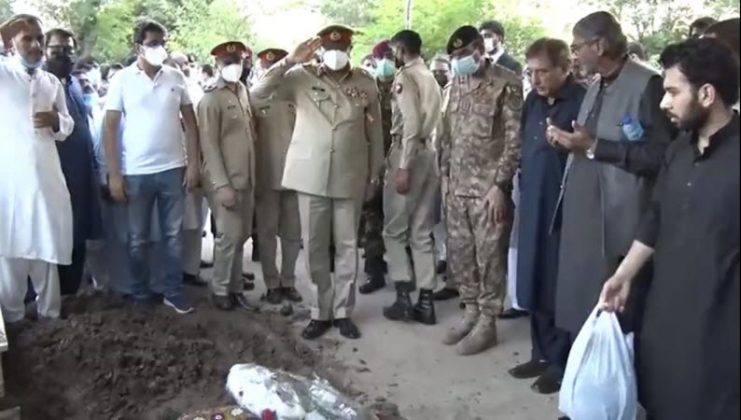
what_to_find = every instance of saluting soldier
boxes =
[251,25,384,340]
[198,41,258,311]
[252,47,303,305]
[438,26,523,355]
[381,30,443,325]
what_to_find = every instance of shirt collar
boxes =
[690,113,739,157]
[536,75,580,103]
[491,48,505,64]
[402,57,425,70]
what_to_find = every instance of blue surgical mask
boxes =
[83,93,97,113]
[451,54,480,76]
[375,58,396,78]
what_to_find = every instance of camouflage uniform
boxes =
[438,61,522,353]
[360,78,394,279]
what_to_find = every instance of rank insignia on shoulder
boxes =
[395,83,403,94]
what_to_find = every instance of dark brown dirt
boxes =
[2,291,396,420]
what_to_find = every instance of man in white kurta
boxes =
[0,15,74,322]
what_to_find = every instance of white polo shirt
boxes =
[105,63,192,175]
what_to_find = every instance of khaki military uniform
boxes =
[251,58,384,320]
[360,77,394,277]
[252,93,301,290]
[382,57,442,291]
[198,79,257,297]
[438,61,522,317]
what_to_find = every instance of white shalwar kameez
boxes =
[0,58,74,322]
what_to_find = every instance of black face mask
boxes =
[45,55,74,79]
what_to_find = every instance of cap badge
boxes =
[330,31,342,41]
[453,38,463,48]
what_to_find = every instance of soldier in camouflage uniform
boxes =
[358,40,395,295]
[438,26,522,355]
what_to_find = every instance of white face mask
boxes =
[220,64,243,83]
[322,50,349,71]
[484,38,498,54]
[142,46,168,67]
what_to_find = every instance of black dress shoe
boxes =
[242,273,256,291]
[183,273,208,287]
[281,287,303,303]
[211,294,233,311]
[498,308,528,319]
[230,292,259,311]
[334,318,361,339]
[266,288,283,305]
[433,287,459,301]
[302,320,332,340]
[358,275,386,295]
[531,368,563,395]
[509,359,549,379]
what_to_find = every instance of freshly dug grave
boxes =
[3,292,398,420]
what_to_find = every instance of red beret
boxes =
[257,48,288,64]
[317,24,354,47]
[210,41,250,58]
[372,40,392,59]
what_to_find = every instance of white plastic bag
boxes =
[559,307,638,420]
[226,364,307,419]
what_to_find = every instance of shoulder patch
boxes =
[395,82,403,94]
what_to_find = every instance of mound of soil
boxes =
[2,292,383,420]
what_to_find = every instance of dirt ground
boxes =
[2,288,402,420]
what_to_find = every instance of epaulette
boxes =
[353,66,375,80]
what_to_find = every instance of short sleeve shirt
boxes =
[105,63,192,175]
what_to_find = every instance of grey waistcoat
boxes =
[577,60,658,257]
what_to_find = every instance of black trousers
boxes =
[59,244,87,296]
[531,309,572,374]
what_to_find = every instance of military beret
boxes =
[447,25,483,54]
[372,40,392,59]
[257,48,288,64]
[317,24,355,47]
[210,41,250,58]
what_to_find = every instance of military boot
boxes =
[456,314,498,356]
[383,281,414,321]
[412,289,436,325]
[443,305,479,345]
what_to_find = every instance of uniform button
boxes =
[687,181,692,187]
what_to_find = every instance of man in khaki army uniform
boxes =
[381,30,442,325]
[251,25,384,340]
[198,41,258,311]
[358,40,395,295]
[438,26,522,355]
[252,48,303,306]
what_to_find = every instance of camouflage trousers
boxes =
[359,176,386,278]
[446,195,511,317]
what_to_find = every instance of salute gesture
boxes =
[287,36,322,65]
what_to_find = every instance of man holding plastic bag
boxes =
[597,38,739,420]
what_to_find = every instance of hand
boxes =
[108,173,127,204]
[546,119,594,152]
[183,164,200,192]
[33,111,59,131]
[288,37,322,65]
[215,185,237,209]
[599,273,632,313]
[395,168,411,195]
[484,185,510,224]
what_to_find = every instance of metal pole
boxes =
[405,0,413,29]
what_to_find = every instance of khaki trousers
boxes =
[207,188,254,296]
[298,193,363,320]
[383,145,439,290]
[255,189,301,290]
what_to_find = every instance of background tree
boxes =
[1,0,13,22]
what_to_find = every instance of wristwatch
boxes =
[586,139,598,160]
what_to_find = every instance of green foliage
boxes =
[320,0,378,29]
[0,0,13,22]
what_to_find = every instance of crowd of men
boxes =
[0,9,739,420]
